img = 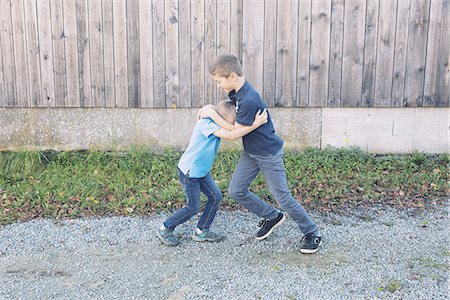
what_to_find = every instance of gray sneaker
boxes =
[157,227,180,246]
[192,229,225,242]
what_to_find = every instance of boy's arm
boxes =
[213,109,267,141]
[198,105,235,131]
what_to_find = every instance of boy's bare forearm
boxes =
[198,105,235,131]
[215,110,267,141]
[207,110,234,131]
[215,124,257,141]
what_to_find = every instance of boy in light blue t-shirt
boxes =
[157,99,267,246]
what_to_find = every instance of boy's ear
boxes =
[229,72,239,81]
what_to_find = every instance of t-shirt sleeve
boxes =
[198,119,221,138]
[236,100,258,126]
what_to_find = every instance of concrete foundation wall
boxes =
[322,108,449,153]
[0,108,448,153]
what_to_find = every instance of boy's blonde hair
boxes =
[215,99,236,120]
[209,53,243,77]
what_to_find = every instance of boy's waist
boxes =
[242,135,283,156]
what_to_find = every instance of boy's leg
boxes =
[163,170,201,230]
[228,152,279,221]
[256,149,318,236]
[196,172,223,231]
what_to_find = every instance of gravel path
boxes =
[0,205,448,300]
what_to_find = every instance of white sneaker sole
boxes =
[300,240,323,254]
[192,236,206,242]
[255,214,286,240]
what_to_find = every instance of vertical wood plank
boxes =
[139,0,154,108]
[328,0,345,107]
[63,0,80,107]
[217,0,230,55]
[37,0,56,107]
[23,0,41,107]
[341,0,366,106]
[242,0,264,99]
[88,0,105,107]
[178,0,191,107]
[435,0,449,106]
[113,0,128,107]
[391,0,410,107]
[310,0,331,107]
[361,0,379,107]
[11,0,29,107]
[423,0,443,106]
[76,0,91,107]
[127,0,140,108]
[230,0,243,60]
[165,0,179,108]
[152,0,165,107]
[103,0,115,107]
[191,0,205,108]
[374,0,396,106]
[51,0,67,107]
[263,0,277,106]
[205,0,217,105]
[404,0,430,106]
[1,0,16,106]
[0,12,4,106]
[296,0,312,107]
[216,0,230,101]
[275,0,298,107]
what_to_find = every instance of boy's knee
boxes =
[277,194,299,210]
[186,203,200,215]
[214,191,223,203]
[228,186,245,200]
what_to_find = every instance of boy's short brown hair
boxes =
[215,99,236,120]
[209,53,243,77]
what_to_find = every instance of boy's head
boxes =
[209,54,243,93]
[215,99,236,124]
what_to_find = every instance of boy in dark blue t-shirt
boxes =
[198,53,322,254]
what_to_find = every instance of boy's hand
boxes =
[197,104,216,120]
[252,109,268,127]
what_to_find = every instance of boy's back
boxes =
[178,118,220,178]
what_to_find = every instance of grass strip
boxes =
[0,147,448,225]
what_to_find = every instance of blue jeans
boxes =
[164,169,223,231]
[228,148,318,235]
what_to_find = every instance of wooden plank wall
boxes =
[0,0,448,108]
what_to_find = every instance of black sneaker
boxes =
[300,233,322,254]
[256,212,286,240]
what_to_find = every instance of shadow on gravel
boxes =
[254,250,348,267]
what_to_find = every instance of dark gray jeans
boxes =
[228,148,318,235]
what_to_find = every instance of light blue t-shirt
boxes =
[178,118,221,178]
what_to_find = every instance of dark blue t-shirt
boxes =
[229,81,283,156]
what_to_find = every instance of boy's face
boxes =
[213,74,236,94]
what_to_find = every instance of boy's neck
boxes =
[233,77,246,93]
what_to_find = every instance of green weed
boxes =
[379,278,403,292]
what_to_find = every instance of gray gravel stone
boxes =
[0,205,448,300]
